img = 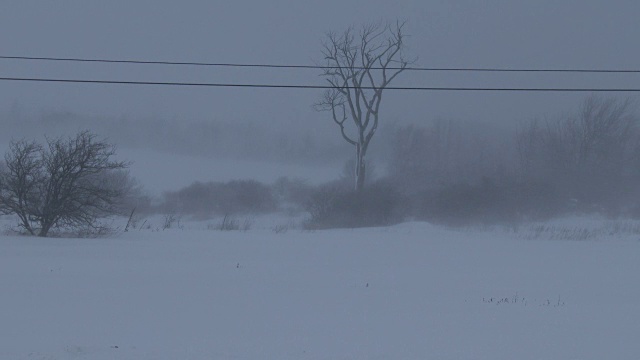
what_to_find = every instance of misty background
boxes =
[1,1,640,225]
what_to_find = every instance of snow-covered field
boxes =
[2,218,640,360]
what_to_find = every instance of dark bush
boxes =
[417,178,566,226]
[304,180,406,229]
[271,177,315,212]
[161,180,277,218]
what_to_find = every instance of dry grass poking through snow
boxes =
[453,216,640,241]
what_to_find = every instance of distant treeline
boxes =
[129,96,640,228]
[6,96,640,228]
[387,96,640,224]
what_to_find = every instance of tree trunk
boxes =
[38,221,52,237]
[355,144,366,191]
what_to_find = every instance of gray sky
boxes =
[1,0,639,129]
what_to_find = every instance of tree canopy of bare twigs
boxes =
[315,21,413,191]
[0,131,130,237]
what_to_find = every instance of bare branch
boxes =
[315,20,413,190]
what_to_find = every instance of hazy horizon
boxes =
[2,1,639,131]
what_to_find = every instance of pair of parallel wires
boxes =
[0,55,639,92]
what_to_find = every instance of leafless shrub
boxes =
[161,213,181,230]
[272,223,291,234]
[209,215,253,231]
[240,218,253,231]
[271,177,314,213]
[160,180,276,219]
[0,131,130,237]
[519,220,640,241]
[213,215,240,231]
[304,181,405,229]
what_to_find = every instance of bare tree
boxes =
[388,120,513,193]
[518,96,636,173]
[516,96,638,208]
[0,140,43,235]
[0,131,130,237]
[315,21,412,191]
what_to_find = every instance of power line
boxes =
[1,55,640,74]
[1,76,639,92]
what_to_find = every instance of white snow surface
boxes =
[2,219,640,360]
